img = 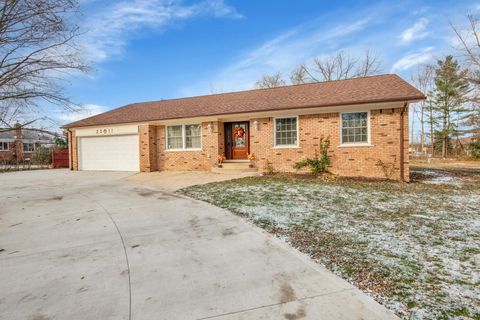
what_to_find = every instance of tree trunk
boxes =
[420,102,425,153]
[429,101,434,156]
[410,105,415,151]
[442,110,448,158]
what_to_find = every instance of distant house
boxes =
[0,125,55,162]
[63,74,425,181]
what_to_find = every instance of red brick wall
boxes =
[249,108,408,180]
[139,124,158,172]
[156,121,222,171]
[0,142,14,161]
[69,130,78,170]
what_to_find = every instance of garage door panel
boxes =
[79,135,139,171]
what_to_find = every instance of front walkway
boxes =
[127,170,258,192]
[0,170,397,319]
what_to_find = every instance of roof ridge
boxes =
[127,74,397,107]
[63,74,424,128]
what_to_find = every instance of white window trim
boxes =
[339,111,372,147]
[273,116,300,148]
[0,142,8,151]
[23,143,36,152]
[165,123,202,151]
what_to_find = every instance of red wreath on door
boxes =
[234,127,245,138]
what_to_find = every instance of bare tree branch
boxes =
[450,14,480,134]
[254,72,286,89]
[0,0,88,127]
[292,49,382,83]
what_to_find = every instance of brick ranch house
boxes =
[63,74,425,181]
[0,125,55,163]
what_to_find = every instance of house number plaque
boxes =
[96,128,114,135]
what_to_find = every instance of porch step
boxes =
[211,161,258,173]
[223,160,250,163]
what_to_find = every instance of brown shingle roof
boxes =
[63,74,425,128]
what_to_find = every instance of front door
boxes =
[225,122,249,159]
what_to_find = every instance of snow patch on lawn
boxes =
[413,169,465,185]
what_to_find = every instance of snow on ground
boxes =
[413,169,465,185]
[181,176,480,320]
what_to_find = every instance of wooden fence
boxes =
[52,149,69,168]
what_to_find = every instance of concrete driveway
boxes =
[0,170,398,320]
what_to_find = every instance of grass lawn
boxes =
[180,172,480,320]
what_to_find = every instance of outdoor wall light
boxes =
[253,120,259,131]
[207,122,213,133]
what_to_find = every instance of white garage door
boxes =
[79,135,139,171]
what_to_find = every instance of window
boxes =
[275,117,298,147]
[166,124,201,150]
[167,125,183,149]
[0,142,8,151]
[341,112,369,144]
[185,124,201,149]
[23,143,35,152]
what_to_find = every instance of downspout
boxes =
[400,102,407,182]
[66,129,73,170]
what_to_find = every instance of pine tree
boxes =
[432,55,471,158]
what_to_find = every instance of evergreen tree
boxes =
[432,55,471,157]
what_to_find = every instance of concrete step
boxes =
[217,164,254,169]
[211,162,258,173]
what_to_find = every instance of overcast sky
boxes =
[54,0,479,139]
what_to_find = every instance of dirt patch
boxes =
[189,216,199,228]
[135,189,159,197]
[284,306,306,320]
[41,196,63,201]
[134,187,185,200]
[279,282,296,303]
[222,228,235,236]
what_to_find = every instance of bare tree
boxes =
[254,72,286,89]
[451,14,480,137]
[292,49,382,83]
[450,14,480,86]
[290,65,308,85]
[356,49,382,77]
[411,64,434,153]
[0,0,88,131]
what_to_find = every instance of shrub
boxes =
[294,136,331,175]
[376,158,397,180]
[54,137,68,149]
[32,147,52,165]
[263,161,275,175]
[469,140,480,159]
